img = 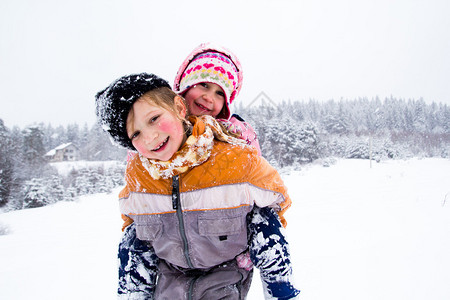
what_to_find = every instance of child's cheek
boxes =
[157,119,177,133]
[134,143,147,156]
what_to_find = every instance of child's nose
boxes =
[202,91,215,103]
[143,130,158,144]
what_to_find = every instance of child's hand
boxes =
[236,251,253,271]
[264,281,301,300]
[218,119,243,136]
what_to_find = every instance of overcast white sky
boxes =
[1,0,449,128]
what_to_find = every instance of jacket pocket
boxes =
[198,216,243,236]
[135,222,163,241]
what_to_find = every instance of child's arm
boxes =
[249,206,300,300]
[246,153,292,228]
[219,114,262,155]
[118,222,159,299]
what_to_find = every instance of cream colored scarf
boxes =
[139,115,248,180]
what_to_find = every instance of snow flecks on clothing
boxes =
[196,134,211,148]
[135,263,152,284]
[102,124,111,131]
[249,207,300,298]
[118,224,158,298]
[252,210,270,226]
[200,115,248,148]
[252,232,291,282]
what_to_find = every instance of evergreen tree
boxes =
[22,125,46,175]
[74,174,91,196]
[66,123,80,146]
[0,120,13,207]
[322,114,349,135]
[23,178,48,209]
[6,126,27,210]
[47,175,67,203]
[412,98,427,132]
[53,125,66,146]
[294,122,321,163]
[77,123,90,160]
[83,123,127,161]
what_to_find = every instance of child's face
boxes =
[127,96,187,161]
[183,82,225,118]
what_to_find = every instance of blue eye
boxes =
[150,115,159,123]
[130,131,140,140]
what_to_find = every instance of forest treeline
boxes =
[1,97,449,211]
[0,121,127,211]
[236,96,449,167]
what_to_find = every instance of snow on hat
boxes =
[173,43,243,120]
[95,73,171,150]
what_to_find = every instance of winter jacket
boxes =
[118,137,292,298]
[119,138,291,265]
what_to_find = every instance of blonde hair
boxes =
[126,87,187,135]
[134,87,183,116]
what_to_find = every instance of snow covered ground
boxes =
[1,158,449,300]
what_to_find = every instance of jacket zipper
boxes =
[188,276,201,300]
[172,175,194,269]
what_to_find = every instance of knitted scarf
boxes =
[139,115,248,180]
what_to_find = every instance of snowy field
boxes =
[1,158,449,300]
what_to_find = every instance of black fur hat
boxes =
[95,73,171,150]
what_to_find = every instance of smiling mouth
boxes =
[152,137,169,151]
[195,102,210,111]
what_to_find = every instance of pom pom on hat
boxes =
[174,43,243,120]
[95,73,171,150]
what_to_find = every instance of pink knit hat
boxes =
[173,43,243,120]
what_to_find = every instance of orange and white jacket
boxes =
[119,136,292,270]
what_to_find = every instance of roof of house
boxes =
[45,143,76,157]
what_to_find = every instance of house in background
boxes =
[45,143,78,162]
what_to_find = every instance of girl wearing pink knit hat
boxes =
[173,42,261,154]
